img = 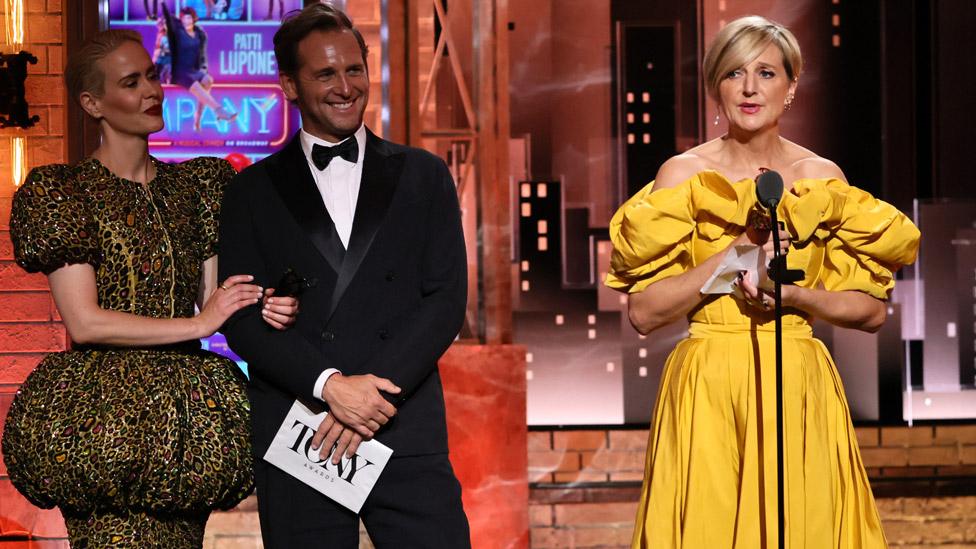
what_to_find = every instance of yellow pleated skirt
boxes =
[632,322,887,548]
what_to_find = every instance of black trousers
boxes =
[255,453,471,548]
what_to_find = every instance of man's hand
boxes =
[261,288,299,330]
[311,413,364,464]
[320,373,401,438]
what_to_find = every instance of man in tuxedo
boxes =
[218,4,471,547]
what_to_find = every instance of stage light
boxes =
[11,135,25,186]
[3,0,34,187]
[4,0,24,47]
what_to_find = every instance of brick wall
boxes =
[0,0,67,378]
[529,425,976,485]
[528,426,976,547]
[861,425,976,478]
[529,489,976,548]
[529,430,647,484]
[0,0,70,542]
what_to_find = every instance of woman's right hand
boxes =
[194,274,263,337]
[734,222,791,258]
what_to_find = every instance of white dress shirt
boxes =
[299,125,367,401]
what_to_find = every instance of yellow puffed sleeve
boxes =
[606,171,752,294]
[10,164,101,274]
[606,180,693,293]
[785,179,919,300]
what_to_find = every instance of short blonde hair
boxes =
[64,29,144,105]
[702,16,802,100]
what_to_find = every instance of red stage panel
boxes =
[441,344,529,549]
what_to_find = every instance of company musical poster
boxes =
[109,0,304,165]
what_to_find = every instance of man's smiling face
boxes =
[280,29,368,142]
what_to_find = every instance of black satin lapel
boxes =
[268,136,344,274]
[326,140,403,319]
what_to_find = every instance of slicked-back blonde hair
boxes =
[702,15,802,100]
[65,29,144,105]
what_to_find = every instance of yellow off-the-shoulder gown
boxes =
[606,171,920,549]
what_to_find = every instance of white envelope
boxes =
[263,400,393,513]
[700,244,769,298]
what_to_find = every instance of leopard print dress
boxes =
[2,156,254,548]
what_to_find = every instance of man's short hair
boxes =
[273,3,369,75]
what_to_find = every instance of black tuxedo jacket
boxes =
[218,130,466,457]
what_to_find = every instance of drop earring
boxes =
[784,94,794,111]
[713,113,720,126]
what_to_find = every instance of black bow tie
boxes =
[311,138,358,170]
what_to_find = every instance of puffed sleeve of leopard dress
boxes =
[9,164,102,274]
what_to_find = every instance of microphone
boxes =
[755,169,803,284]
[756,170,784,210]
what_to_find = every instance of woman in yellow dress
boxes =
[606,16,920,548]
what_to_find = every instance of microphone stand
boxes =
[768,204,785,549]
[757,170,802,549]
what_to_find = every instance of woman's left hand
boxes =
[261,288,299,330]
[738,271,776,312]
